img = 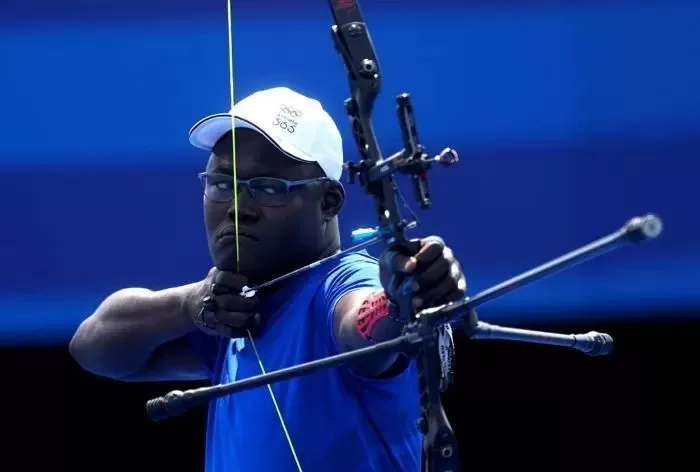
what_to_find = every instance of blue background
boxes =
[0,0,697,344]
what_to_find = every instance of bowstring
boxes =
[225,2,303,470]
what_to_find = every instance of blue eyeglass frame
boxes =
[197,171,330,204]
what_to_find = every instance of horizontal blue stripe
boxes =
[0,3,697,164]
[2,0,687,23]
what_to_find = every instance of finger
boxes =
[413,257,451,291]
[379,249,418,275]
[432,286,465,306]
[414,237,446,268]
[416,273,465,308]
[212,271,249,294]
[214,293,259,312]
[215,309,261,330]
[415,280,453,308]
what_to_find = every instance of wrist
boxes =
[151,282,203,336]
[384,291,405,324]
[182,280,210,329]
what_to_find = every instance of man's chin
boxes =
[214,252,242,271]
[213,249,263,276]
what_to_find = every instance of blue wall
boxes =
[1,0,697,343]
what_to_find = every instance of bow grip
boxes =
[385,238,421,320]
[388,238,421,258]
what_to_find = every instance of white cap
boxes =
[188,87,344,181]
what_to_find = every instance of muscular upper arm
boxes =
[118,335,209,382]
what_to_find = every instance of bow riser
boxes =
[328,1,460,470]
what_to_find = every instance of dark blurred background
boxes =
[1,0,697,470]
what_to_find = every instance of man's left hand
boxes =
[379,236,466,312]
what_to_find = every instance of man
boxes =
[69,87,466,472]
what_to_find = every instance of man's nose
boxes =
[227,186,260,223]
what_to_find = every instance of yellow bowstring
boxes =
[225,2,302,470]
[226,1,240,274]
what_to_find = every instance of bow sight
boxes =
[331,0,458,229]
[145,1,663,471]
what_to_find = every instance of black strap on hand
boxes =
[198,295,219,331]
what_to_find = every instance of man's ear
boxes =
[321,181,345,220]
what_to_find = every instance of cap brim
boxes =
[188,113,309,165]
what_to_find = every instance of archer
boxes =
[69,86,467,472]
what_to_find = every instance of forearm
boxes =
[335,289,407,377]
[69,284,198,378]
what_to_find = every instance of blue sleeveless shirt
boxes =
[188,251,422,472]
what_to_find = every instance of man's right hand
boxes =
[185,268,261,338]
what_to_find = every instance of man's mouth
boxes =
[218,228,259,242]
